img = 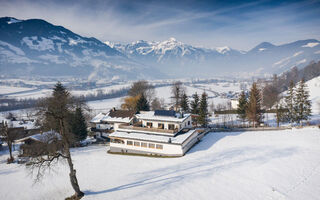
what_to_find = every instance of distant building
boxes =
[15,131,61,157]
[108,110,199,157]
[230,98,239,110]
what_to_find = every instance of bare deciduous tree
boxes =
[29,82,84,199]
[0,123,22,163]
[128,80,155,102]
[151,97,165,110]
[171,81,185,111]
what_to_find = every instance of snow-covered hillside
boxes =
[306,76,320,114]
[1,17,320,79]
[0,128,319,199]
[107,37,241,63]
[108,38,320,78]
[0,17,158,80]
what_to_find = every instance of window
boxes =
[134,141,140,147]
[156,144,163,149]
[188,121,190,125]
[147,122,153,128]
[127,140,133,145]
[141,142,148,147]
[149,143,155,148]
[168,124,175,130]
[158,123,164,129]
[111,138,124,144]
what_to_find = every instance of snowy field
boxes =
[0,85,36,95]
[0,127,320,200]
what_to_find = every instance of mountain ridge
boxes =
[1,17,320,80]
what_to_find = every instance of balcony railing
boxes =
[118,123,178,134]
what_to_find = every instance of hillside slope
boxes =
[0,17,159,80]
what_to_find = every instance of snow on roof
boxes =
[136,111,190,123]
[103,110,135,123]
[1,119,38,130]
[16,131,61,143]
[91,110,134,124]
[11,120,38,130]
[90,113,107,123]
[102,116,132,123]
[109,129,197,144]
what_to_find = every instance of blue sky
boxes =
[0,0,319,50]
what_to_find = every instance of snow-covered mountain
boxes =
[0,17,160,80]
[107,38,242,71]
[1,16,320,80]
[108,38,320,78]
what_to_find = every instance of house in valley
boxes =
[90,108,136,138]
[15,131,62,157]
[109,110,199,157]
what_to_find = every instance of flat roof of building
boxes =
[136,111,191,123]
[109,129,197,145]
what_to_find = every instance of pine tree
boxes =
[237,91,247,125]
[180,93,189,112]
[198,92,208,127]
[284,81,295,125]
[136,93,150,112]
[69,107,87,142]
[190,92,200,114]
[246,83,263,127]
[294,79,312,126]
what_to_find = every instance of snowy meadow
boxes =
[0,128,320,200]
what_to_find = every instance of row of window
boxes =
[146,122,177,130]
[145,121,191,130]
[127,140,163,149]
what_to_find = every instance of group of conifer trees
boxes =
[236,83,263,127]
[237,80,311,127]
[180,92,209,127]
[280,80,312,126]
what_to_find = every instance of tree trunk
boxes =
[66,148,84,198]
[60,119,84,198]
[8,141,14,161]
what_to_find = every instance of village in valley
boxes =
[1,0,320,199]
[0,70,320,199]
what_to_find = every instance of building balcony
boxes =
[118,123,179,134]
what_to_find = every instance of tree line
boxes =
[120,81,209,127]
[237,79,312,127]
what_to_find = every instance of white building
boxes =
[230,98,239,110]
[109,110,199,157]
[90,109,136,138]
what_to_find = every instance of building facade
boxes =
[109,110,199,157]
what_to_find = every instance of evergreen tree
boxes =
[180,93,189,112]
[198,92,208,127]
[294,79,312,125]
[69,107,87,142]
[136,93,150,112]
[237,91,247,125]
[246,83,263,127]
[190,92,200,114]
[284,81,295,125]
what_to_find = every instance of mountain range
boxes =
[1,17,320,80]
